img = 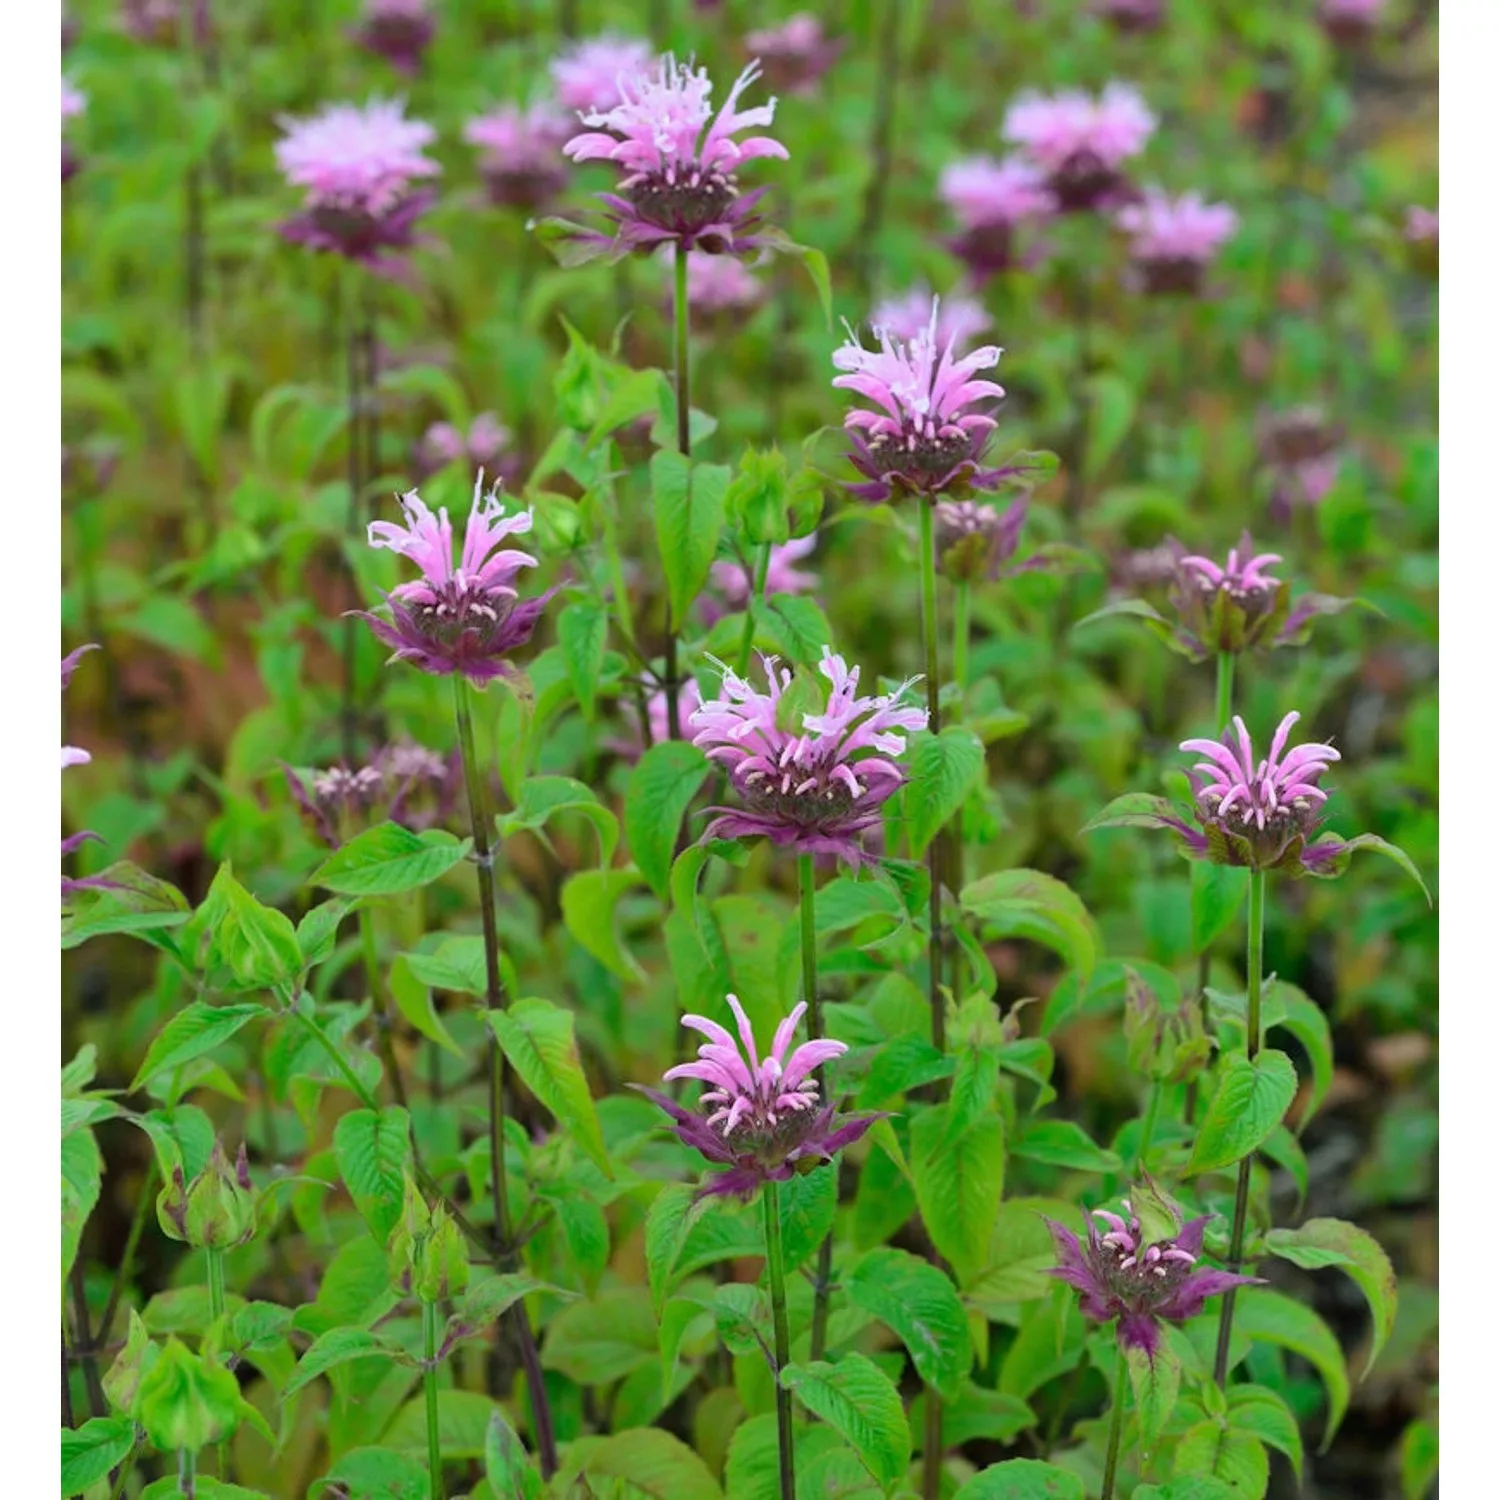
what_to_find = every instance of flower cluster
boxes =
[274,99,440,269]
[689,649,927,867]
[562,55,787,255]
[285,741,460,846]
[639,995,878,1200]
[550,35,652,113]
[1045,1198,1258,1358]
[358,476,549,685]
[414,412,515,481]
[938,156,1056,277]
[464,103,573,210]
[744,13,842,96]
[1003,84,1155,212]
[351,0,435,76]
[1116,189,1238,296]
[833,298,1009,503]
[871,284,991,351]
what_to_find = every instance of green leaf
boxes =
[1400,1418,1438,1500]
[400,937,487,997]
[951,1459,1085,1500]
[652,449,731,627]
[1268,982,1334,1127]
[385,1391,508,1459]
[542,1288,657,1384]
[560,867,646,981]
[902,728,985,858]
[1338,833,1432,904]
[1127,1342,1181,1464]
[1226,1385,1303,1483]
[311,823,472,897]
[284,1327,405,1397]
[557,600,609,721]
[1082,371,1136,481]
[1134,1482,1241,1500]
[332,1107,412,1244]
[961,869,1098,987]
[62,862,190,951]
[1232,1288,1350,1447]
[443,1273,553,1354]
[626,742,712,900]
[485,999,611,1177]
[62,1415,136,1496]
[388,955,464,1058]
[1190,863,1249,952]
[497,775,619,867]
[777,1163,837,1272]
[1188,1050,1297,1174]
[1081,792,1183,834]
[131,1003,268,1092]
[1012,1119,1121,1174]
[780,1354,911,1491]
[566,1428,722,1500]
[845,1247,974,1400]
[1172,1421,1269,1496]
[1264,1218,1396,1376]
[207,868,302,988]
[296,899,351,968]
[644,1183,701,1311]
[486,1410,543,1500]
[308,1446,433,1499]
[910,1107,1005,1289]
[709,1283,767,1358]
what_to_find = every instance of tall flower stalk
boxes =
[918,500,946,1056]
[1100,1344,1128,1500]
[763,1179,797,1500]
[666,240,692,739]
[422,1298,443,1497]
[797,852,835,1359]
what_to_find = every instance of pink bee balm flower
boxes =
[562,54,787,255]
[464,102,573,210]
[939,156,1056,276]
[274,99,440,269]
[689,649,928,867]
[414,412,516,481]
[744,13,842,96]
[357,475,550,685]
[1004,83,1155,212]
[352,0,435,76]
[550,35,653,113]
[285,741,460,845]
[872,284,992,351]
[832,298,1010,502]
[1117,189,1238,294]
[1045,1199,1259,1360]
[1178,542,1282,596]
[608,680,707,763]
[637,994,879,1200]
[709,536,819,611]
[1257,407,1345,519]
[680,249,766,314]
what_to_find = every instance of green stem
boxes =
[1214,651,1236,735]
[763,1181,797,1500]
[423,1299,445,1499]
[918,503,945,1057]
[1213,868,1266,1386]
[106,1445,138,1500]
[798,854,834,1361]
[178,1448,197,1499]
[206,1247,229,1479]
[664,240,692,742]
[341,269,363,766]
[1134,1082,1163,1176]
[1100,1344,1128,1500]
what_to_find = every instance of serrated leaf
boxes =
[567,1428,722,1500]
[560,867,646,981]
[846,1247,973,1400]
[1172,1421,1269,1496]
[497,775,619,867]
[652,450,731,627]
[130,1003,268,1092]
[311,823,472,896]
[626,742,711,900]
[1233,1288,1350,1447]
[557,600,609,721]
[644,1183,701,1311]
[961,869,1097,986]
[1268,982,1334,1128]
[442,1273,552,1355]
[951,1460,1085,1500]
[1188,1050,1297,1174]
[332,1107,412,1243]
[780,1354,911,1490]
[910,1107,1005,1289]
[1127,1341,1181,1464]
[485,999,611,1177]
[1190,863,1249,953]
[903,728,985,858]
[62,1416,136,1496]
[284,1327,406,1397]
[1227,1384,1304,1483]
[307,1446,432,1499]
[1012,1119,1121,1173]
[486,1410,543,1500]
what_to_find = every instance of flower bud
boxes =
[388,1174,470,1302]
[136,1338,242,1455]
[156,1141,258,1251]
[1124,968,1211,1083]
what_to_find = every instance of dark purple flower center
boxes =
[867,427,976,490]
[734,764,862,833]
[1089,1228,1199,1318]
[627,167,737,236]
[1050,151,1125,212]
[407,581,523,652]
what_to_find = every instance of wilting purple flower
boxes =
[833,299,1009,503]
[1045,1199,1259,1359]
[1004,84,1155,212]
[414,413,516,481]
[1320,0,1384,45]
[676,249,766,315]
[562,55,787,256]
[709,536,818,611]
[933,497,1034,584]
[1096,0,1164,32]
[274,100,440,271]
[464,103,573,211]
[352,0,435,77]
[357,475,549,686]
[285,741,460,845]
[638,995,879,1200]
[1117,189,1238,295]
[872,284,991,351]
[1258,407,1345,519]
[744,13,842,96]
[690,649,927,868]
[939,156,1056,277]
[550,35,653,113]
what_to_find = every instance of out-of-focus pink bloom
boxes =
[352,0,435,77]
[709,535,819,610]
[358,475,550,685]
[1004,83,1155,212]
[274,100,440,270]
[562,55,787,256]
[62,78,85,183]
[285,740,460,845]
[1320,0,1384,44]
[939,156,1056,276]
[414,413,516,481]
[873,284,992,351]
[833,299,1012,503]
[550,35,653,113]
[464,102,573,210]
[1117,189,1238,294]
[1404,205,1438,278]
[120,0,210,47]
[637,994,879,1200]
[1096,0,1164,31]
[1258,407,1345,519]
[690,649,927,868]
[679,249,766,314]
[744,13,842,96]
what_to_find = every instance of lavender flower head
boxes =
[872,284,992,351]
[689,649,927,867]
[833,299,1008,503]
[710,536,818,611]
[638,995,879,1200]
[550,35,652,113]
[1116,189,1238,296]
[357,475,549,686]
[274,100,440,270]
[464,103,573,210]
[562,54,787,255]
[1003,84,1155,212]
[939,156,1057,277]
[744,13,842,96]
[352,0,436,76]
[414,413,515,481]
[1045,1199,1258,1358]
